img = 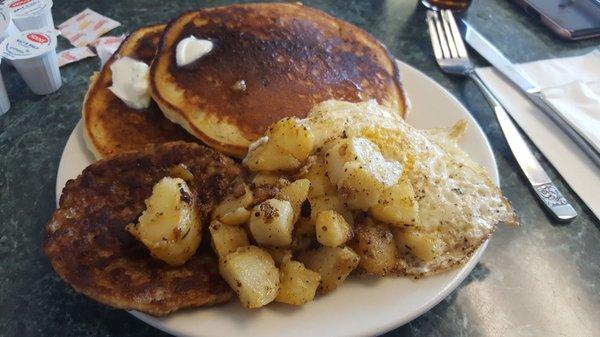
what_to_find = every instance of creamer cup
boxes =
[0,8,19,42]
[0,59,10,114]
[0,29,61,95]
[6,0,54,31]
[0,7,19,66]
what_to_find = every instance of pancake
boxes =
[83,24,194,159]
[44,142,249,316]
[150,3,407,158]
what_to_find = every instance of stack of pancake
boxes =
[48,3,408,315]
[82,2,407,159]
[82,24,194,159]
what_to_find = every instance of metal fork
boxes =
[426,9,577,221]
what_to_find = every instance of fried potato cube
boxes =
[309,194,354,226]
[337,162,386,211]
[249,199,295,247]
[212,184,253,224]
[324,138,364,185]
[324,137,401,187]
[126,177,200,266]
[276,258,321,305]
[244,118,315,171]
[370,177,419,227]
[301,157,337,198]
[393,229,445,262]
[300,246,360,293]
[209,220,250,259]
[325,137,403,211]
[352,220,397,276]
[219,246,279,308]
[315,210,353,247]
[245,140,301,171]
[277,179,310,223]
[268,117,315,161]
[293,194,354,247]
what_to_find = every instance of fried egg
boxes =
[305,100,518,277]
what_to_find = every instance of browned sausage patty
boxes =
[45,142,248,315]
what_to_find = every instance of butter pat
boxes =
[176,36,213,66]
[108,56,150,109]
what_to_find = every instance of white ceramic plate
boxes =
[56,61,498,337]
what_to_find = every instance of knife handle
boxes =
[532,182,579,222]
[469,72,577,222]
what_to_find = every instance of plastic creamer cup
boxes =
[0,8,11,113]
[6,0,54,31]
[0,30,61,95]
[0,8,19,42]
[0,59,10,114]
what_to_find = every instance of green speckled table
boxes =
[0,1,598,336]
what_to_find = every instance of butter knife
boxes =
[460,20,600,169]
[454,20,578,221]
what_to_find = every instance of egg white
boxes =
[305,100,518,277]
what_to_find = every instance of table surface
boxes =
[1,1,598,336]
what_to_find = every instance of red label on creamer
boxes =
[9,0,31,8]
[26,33,48,44]
[0,30,55,60]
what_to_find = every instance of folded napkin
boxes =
[476,50,600,219]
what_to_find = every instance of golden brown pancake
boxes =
[150,3,407,158]
[45,142,249,316]
[83,24,194,159]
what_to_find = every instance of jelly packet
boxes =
[58,8,120,47]
[90,34,125,66]
[57,46,95,67]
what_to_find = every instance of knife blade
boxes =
[460,20,600,169]
[469,74,577,221]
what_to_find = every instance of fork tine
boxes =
[426,11,443,61]
[439,10,458,58]
[431,11,450,59]
[442,10,468,58]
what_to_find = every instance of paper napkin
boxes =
[476,50,600,219]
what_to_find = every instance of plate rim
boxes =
[55,59,498,337]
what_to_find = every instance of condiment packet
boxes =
[90,34,125,66]
[57,46,95,67]
[58,8,120,47]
